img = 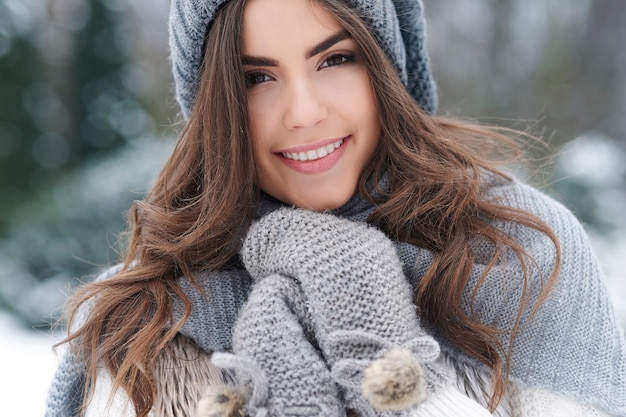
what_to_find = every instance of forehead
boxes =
[242,0,343,54]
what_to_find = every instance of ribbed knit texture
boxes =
[44,175,626,417]
[168,0,437,119]
[413,388,498,417]
[172,268,253,352]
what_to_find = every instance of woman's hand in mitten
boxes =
[241,208,448,415]
[196,274,344,417]
[241,208,422,342]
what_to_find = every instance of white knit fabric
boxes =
[85,368,135,417]
[507,384,612,417]
[412,388,490,417]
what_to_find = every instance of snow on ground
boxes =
[1,313,60,417]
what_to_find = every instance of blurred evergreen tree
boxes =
[0,0,157,326]
[0,0,144,233]
[71,0,137,157]
[0,0,46,234]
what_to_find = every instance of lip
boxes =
[276,135,350,174]
[275,137,346,154]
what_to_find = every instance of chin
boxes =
[291,190,354,212]
[299,201,342,212]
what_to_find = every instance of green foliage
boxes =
[0,0,150,233]
[0,1,46,231]
[71,0,136,155]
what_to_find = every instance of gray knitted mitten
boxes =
[240,208,450,416]
[196,273,344,417]
[197,208,491,417]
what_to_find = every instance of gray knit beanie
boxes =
[169,0,437,120]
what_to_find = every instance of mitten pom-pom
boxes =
[362,349,426,410]
[195,384,246,417]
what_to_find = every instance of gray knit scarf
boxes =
[45,174,626,417]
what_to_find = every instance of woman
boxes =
[45,0,626,416]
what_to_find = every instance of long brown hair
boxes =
[61,0,560,415]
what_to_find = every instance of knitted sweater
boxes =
[44,174,626,416]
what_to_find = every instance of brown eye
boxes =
[245,72,273,87]
[319,53,355,69]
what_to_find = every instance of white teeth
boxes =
[282,138,344,161]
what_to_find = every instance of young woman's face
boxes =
[242,0,381,211]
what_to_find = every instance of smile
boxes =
[281,139,344,161]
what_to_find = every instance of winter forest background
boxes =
[1,0,626,414]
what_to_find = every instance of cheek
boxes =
[355,76,377,113]
[327,70,376,116]
[248,107,273,156]
[247,88,280,139]
[247,104,264,139]
[250,134,272,180]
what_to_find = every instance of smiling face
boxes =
[242,0,381,211]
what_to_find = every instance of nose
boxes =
[283,78,328,129]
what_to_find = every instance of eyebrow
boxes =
[306,30,350,59]
[242,30,351,67]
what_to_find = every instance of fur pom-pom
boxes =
[195,384,246,417]
[362,349,426,410]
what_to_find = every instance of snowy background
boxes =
[1,0,625,415]
[1,313,61,416]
